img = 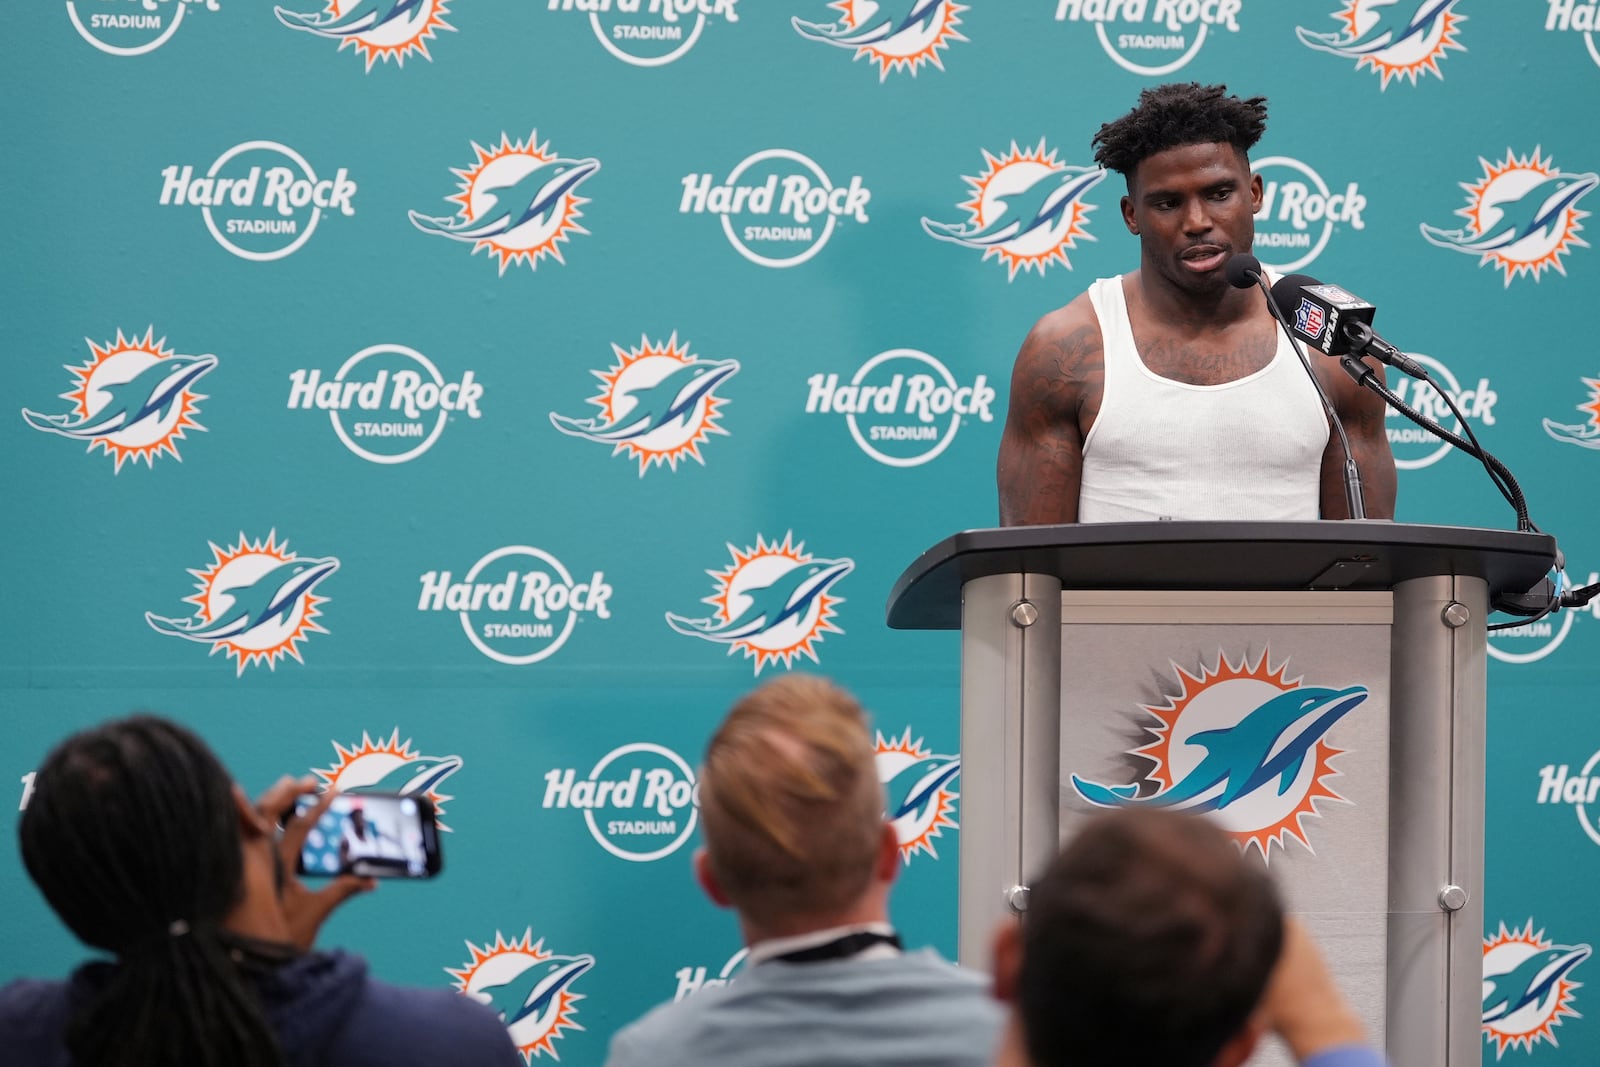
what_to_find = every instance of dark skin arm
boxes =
[1314,355,1396,519]
[996,297,1103,525]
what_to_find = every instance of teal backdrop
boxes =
[4,2,1600,1062]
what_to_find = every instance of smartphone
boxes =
[293,791,443,879]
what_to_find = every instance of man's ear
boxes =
[1248,169,1264,214]
[990,919,1023,1003]
[1121,194,1137,234]
[693,847,732,909]
[232,783,270,841]
[875,821,901,885]
[1211,1014,1265,1067]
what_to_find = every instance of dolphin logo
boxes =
[884,756,960,824]
[1421,172,1600,255]
[146,557,340,645]
[922,165,1105,249]
[666,558,853,643]
[347,755,462,797]
[793,0,944,48]
[1543,417,1600,450]
[1072,685,1368,814]
[410,157,600,243]
[1483,943,1591,1024]
[22,353,217,440]
[478,954,594,1029]
[550,359,739,444]
[1296,0,1460,57]
[274,0,424,37]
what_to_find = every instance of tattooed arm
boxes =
[997,298,1103,526]
[1316,355,1396,520]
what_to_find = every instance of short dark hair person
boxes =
[1017,809,1284,1067]
[1091,81,1269,182]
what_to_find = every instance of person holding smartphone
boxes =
[0,715,519,1067]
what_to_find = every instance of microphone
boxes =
[1225,253,1365,520]
[1267,274,1427,379]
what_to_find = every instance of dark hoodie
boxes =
[0,948,520,1067]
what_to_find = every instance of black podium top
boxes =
[887,521,1558,630]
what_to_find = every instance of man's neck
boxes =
[739,894,891,949]
[1133,266,1257,331]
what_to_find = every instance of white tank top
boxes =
[1078,274,1329,523]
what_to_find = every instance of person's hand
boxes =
[1260,917,1366,1058]
[257,775,376,952]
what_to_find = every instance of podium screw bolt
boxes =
[1006,885,1030,914]
[1010,601,1039,628]
[1441,602,1471,628]
[1438,884,1469,912]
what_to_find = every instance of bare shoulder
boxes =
[1010,290,1104,410]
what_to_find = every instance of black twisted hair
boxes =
[19,715,286,1067]
[1092,82,1268,182]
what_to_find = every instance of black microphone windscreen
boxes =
[1269,273,1322,306]
[1224,253,1263,290]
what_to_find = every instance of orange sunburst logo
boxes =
[664,533,854,676]
[409,131,600,275]
[548,334,739,476]
[1421,148,1597,286]
[875,729,959,863]
[920,140,1104,280]
[448,930,594,1062]
[21,328,215,472]
[274,0,455,71]
[314,729,462,829]
[793,0,966,80]
[144,531,339,675]
[1069,650,1365,861]
[1299,0,1466,88]
[1482,920,1591,1057]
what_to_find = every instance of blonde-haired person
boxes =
[604,674,1001,1067]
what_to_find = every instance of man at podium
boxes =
[996,83,1394,526]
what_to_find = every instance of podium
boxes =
[887,521,1557,1067]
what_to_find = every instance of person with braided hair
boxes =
[0,715,519,1067]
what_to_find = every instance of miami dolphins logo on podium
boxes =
[792,0,967,80]
[1070,650,1366,860]
[921,141,1103,280]
[1421,148,1597,287]
[549,334,739,476]
[145,532,338,675]
[274,0,455,70]
[1544,376,1600,450]
[1482,920,1591,1057]
[22,328,215,472]
[410,131,600,275]
[449,930,593,1062]
[1295,0,1466,88]
[875,729,959,863]
[665,533,853,675]
[313,730,462,830]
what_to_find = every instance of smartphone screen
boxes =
[295,792,442,879]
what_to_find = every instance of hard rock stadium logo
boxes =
[160,141,357,261]
[680,149,870,268]
[875,729,959,863]
[410,131,599,275]
[1052,0,1242,77]
[1382,353,1497,471]
[313,730,463,829]
[805,349,995,468]
[274,0,456,70]
[920,141,1103,280]
[22,328,215,472]
[549,0,739,67]
[1546,0,1600,69]
[674,947,748,1001]
[449,930,594,1063]
[418,546,612,665]
[1545,375,1600,449]
[1069,650,1366,860]
[1296,0,1466,89]
[67,0,218,57]
[542,742,700,862]
[1250,156,1367,274]
[665,533,853,675]
[145,532,338,674]
[549,334,738,476]
[1421,149,1597,286]
[1482,920,1590,1057]
[289,344,484,464]
[792,1,967,80]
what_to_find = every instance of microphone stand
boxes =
[1250,274,1366,519]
